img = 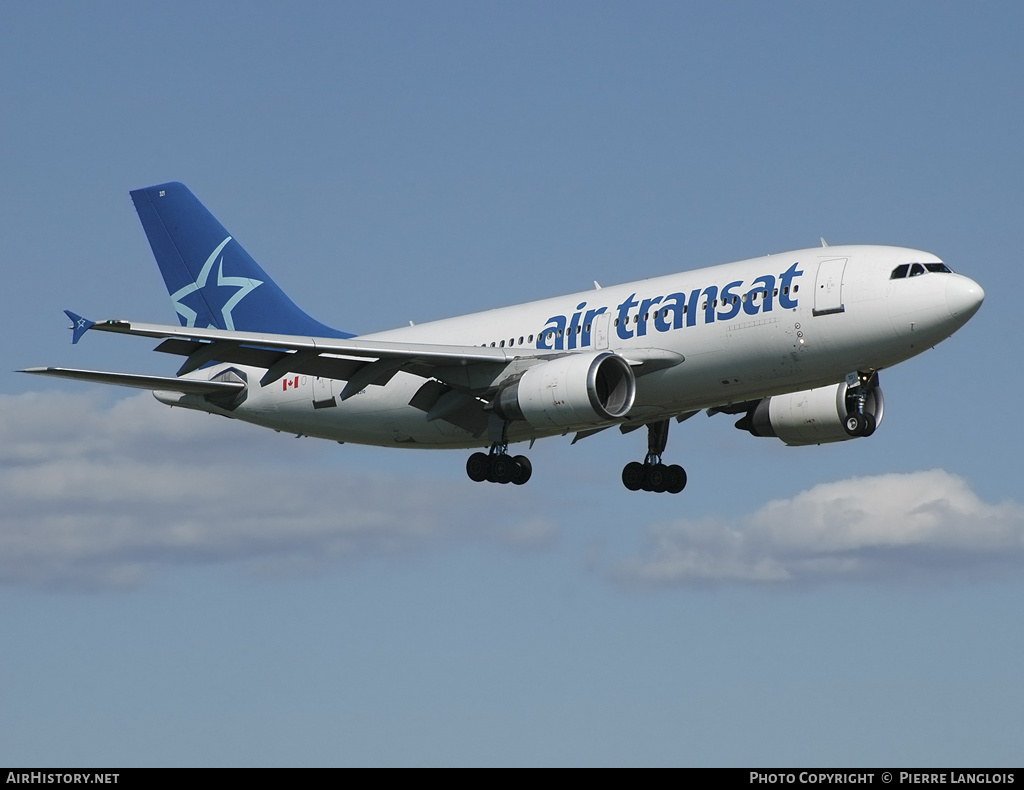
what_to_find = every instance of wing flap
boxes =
[408,380,490,437]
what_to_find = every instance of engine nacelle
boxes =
[493,352,636,429]
[742,381,884,445]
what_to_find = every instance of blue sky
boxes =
[1,1,1022,767]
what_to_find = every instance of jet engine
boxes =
[737,381,884,445]
[493,351,636,429]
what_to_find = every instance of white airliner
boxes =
[23,182,984,493]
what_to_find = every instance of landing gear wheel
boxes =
[646,463,669,493]
[844,412,868,437]
[511,455,532,485]
[490,454,514,484]
[861,413,876,437]
[622,461,645,491]
[466,452,490,482]
[666,464,687,494]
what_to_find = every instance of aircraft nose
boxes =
[946,275,985,319]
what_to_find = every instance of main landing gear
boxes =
[621,419,686,494]
[466,442,533,485]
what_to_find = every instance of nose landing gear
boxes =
[843,371,878,438]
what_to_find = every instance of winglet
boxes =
[64,310,95,344]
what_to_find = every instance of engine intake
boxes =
[494,352,636,429]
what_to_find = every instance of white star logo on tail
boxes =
[169,237,263,329]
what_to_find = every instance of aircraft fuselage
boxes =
[161,244,981,449]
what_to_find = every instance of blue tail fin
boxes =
[129,182,353,338]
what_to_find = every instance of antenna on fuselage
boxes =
[820,237,829,247]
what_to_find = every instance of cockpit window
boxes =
[891,261,954,279]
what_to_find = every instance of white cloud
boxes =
[7,391,1020,591]
[0,391,543,590]
[618,470,1024,585]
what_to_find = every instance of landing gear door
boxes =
[812,257,848,316]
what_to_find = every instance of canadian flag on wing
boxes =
[282,376,300,391]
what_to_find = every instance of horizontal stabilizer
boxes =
[19,367,245,395]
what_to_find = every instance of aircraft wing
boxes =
[19,366,246,396]
[64,314,552,397]
[58,312,685,400]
